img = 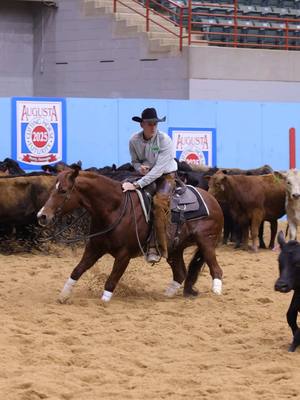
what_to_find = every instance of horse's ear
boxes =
[69,165,80,181]
[277,231,286,248]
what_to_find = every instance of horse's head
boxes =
[37,166,80,226]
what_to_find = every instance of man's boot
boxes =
[153,193,170,259]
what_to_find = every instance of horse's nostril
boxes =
[38,214,48,227]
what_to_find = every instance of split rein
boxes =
[40,187,146,254]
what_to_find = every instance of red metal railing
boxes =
[113,0,188,50]
[112,0,300,51]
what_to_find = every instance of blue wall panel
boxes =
[0,98,12,160]
[2,97,300,170]
[216,101,262,168]
[66,98,119,169]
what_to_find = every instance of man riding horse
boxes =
[122,107,177,264]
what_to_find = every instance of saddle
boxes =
[136,184,209,224]
[170,185,209,223]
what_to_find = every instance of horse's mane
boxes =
[77,170,121,185]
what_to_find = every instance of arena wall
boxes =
[0,1,34,96]
[0,97,299,171]
[2,1,300,102]
[188,47,300,102]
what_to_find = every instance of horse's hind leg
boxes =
[184,249,205,297]
[202,246,223,295]
[58,241,105,303]
[165,249,186,297]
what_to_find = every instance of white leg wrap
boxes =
[164,280,181,297]
[58,277,77,303]
[101,290,113,302]
[212,278,222,295]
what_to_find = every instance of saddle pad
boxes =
[171,185,209,224]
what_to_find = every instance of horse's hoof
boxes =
[288,343,296,352]
[183,288,198,297]
[164,281,181,297]
[57,293,69,304]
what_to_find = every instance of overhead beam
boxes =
[16,0,57,7]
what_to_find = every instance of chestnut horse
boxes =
[37,168,224,303]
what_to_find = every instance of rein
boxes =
[42,191,130,244]
[129,193,148,258]
[39,209,88,242]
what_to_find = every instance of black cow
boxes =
[275,231,300,352]
[0,158,25,175]
[42,160,82,174]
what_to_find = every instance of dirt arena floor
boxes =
[0,221,299,400]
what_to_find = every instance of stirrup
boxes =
[145,248,161,264]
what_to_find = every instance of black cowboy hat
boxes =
[132,107,166,123]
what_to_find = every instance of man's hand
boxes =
[140,165,150,175]
[122,182,136,192]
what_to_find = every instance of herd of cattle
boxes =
[2,157,300,351]
[0,157,299,253]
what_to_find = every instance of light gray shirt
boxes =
[129,130,177,188]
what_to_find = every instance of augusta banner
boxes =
[168,127,216,167]
[12,97,66,170]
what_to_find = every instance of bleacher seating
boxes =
[138,0,300,50]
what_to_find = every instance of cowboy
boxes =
[122,107,178,264]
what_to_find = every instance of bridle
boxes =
[41,187,131,244]
[55,181,76,217]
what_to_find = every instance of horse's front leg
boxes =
[101,252,131,303]
[165,249,186,297]
[58,241,105,303]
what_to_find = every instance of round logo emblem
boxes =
[25,119,55,155]
[179,148,205,166]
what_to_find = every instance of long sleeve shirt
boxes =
[129,130,178,188]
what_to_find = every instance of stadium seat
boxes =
[271,21,287,47]
[256,5,279,18]
[255,21,277,46]
[288,23,300,48]
[238,19,260,45]
[278,7,294,18]
[208,20,226,43]
[266,0,281,6]
[238,5,261,17]
[218,18,235,44]
[281,0,296,8]
[208,6,232,17]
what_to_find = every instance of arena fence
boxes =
[113,0,300,51]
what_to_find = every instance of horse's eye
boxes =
[58,189,67,194]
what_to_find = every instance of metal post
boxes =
[113,0,117,13]
[146,0,149,32]
[233,0,238,47]
[188,0,191,45]
[179,7,183,51]
[289,127,296,169]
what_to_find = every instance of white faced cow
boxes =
[276,169,300,240]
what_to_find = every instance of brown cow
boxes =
[0,174,56,244]
[207,171,286,251]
